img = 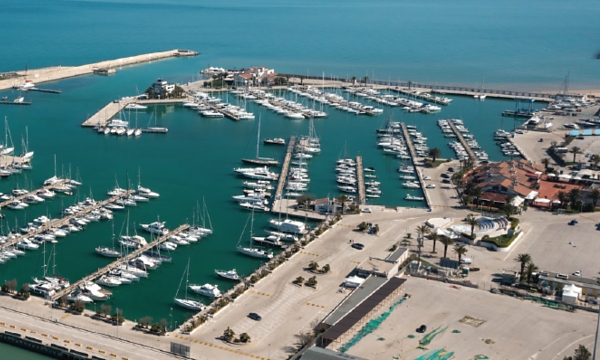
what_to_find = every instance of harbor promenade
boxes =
[52,224,189,301]
[447,121,476,161]
[0,49,198,91]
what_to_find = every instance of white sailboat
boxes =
[1,117,14,156]
[241,115,279,166]
[174,259,205,311]
[236,209,273,259]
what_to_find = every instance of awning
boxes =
[534,198,551,204]
[525,191,539,200]
[511,195,525,207]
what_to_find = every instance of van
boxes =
[555,147,569,154]
[556,273,569,280]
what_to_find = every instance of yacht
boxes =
[137,185,160,198]
[96,275,121,287]
[80,282,110,301]
[116,264,148,278]
[140,221,169,235]
[405,194,425,201]
[68,289,94,304]
[189,283,221,298]
[237,245,273,259]
[240,202,269,212]
[269,219,305,234]
[95,246,121,258]
[200,110,224,118]
[18,239,39,250]
[252,235,284,247]
[403,182,421,189]
[263,138,286,145]
[215,269,241,281]
[124,103,147,110]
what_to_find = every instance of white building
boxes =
[152,78,175,98]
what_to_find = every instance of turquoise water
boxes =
[1,0,600,90]
[0,0,590,337]
[0,342,53,360]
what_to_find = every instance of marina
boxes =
[446,119,476,161]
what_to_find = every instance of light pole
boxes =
[116,307,119,338]
[170,308,173,331]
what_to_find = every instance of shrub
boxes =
[239,332,251,343]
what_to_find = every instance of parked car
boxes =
[426,184,436,189]
[351,243,365,250]
[568,219,578,226]
[248,313,262,321]
[448,167,455,172]
[416,324,427,333]
[573,270,581,277]
[460,258,472,264]
[441,173,450,178]
[442,179,452,184]
[423,176,432,180]
[361,208,372,213]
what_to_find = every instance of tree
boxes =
[362,76,369,85]
[428,148,441,163]
[589,189,600,210]
[100,304,112,317]
[71,299,85,313]
[440,236,454,259]
[239,332,251,343]
[321,264,331,273]
[430,232,439,252]
[570,146,582,163]
[563,344,592,360]
[139,316,153,328]
[159,318,168,331]
[18,284,30,299]
[296,195,308,207]
[472,187,483,208]
[591,154,600,169]
[515,253,532,281]
[223,327,235,342]
[294,276,305,285]
[3,279,17,293]
[357,222,368,231]
[416,224,430,239]
[372,224,380,235]
[308,261,319,271]
[466,214,478,237]
[556,191,568,209]
[453,245,467,264]
[569,188,582,209]
[525,262,539,283]
[541,158,550,170]
[337,194,348,214]
[306,276,317,287]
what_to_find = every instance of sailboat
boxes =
[174,259,205,311]
[96,220,122,257]
[189,199,213,237]
[43,154,62,186]
[236,209,273,259]
[1,117,14,155]
[242,115,279,166]
[19,127,34,160]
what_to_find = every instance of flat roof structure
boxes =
[322,276,387,327]
[299,347,367,360]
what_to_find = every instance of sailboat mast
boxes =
[256,116,261,159]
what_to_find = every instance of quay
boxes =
[81,97,189,127]
[0,49,199,92]
[389,88,451,105]
[26,88,61,94]
[0,100,31,106]
[274,136,296,200]
[0,189,135,252]
[447,121,476,161]
[400,123,431,208]
[505,136,529,160]
[52,224,190,301]
[356,156,365,205]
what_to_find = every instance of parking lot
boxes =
[345,279,597,360]
[419,160,462,208]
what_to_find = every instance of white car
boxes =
[426,184,436,189]
[361,208,372,213]
[573,270,581,277]
[460,258,472,264]
[423,176,432,180]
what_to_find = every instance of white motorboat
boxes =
[68,290,94,304]
[189,283,221,298]
[159,242,177,251]
[215,269,241,281]
[140,220,169,235]
[402,182,420,189]
[95,246,121,258]
[18,239,39,250]
[96,275,121,287]
[200,110,224,118]
[405,194,425,201]
[269,218,305,234]
[116,264,148,278]
[125,103,147,110]
[252,235,284,247]
[104,202,125,211]
[240,202,269,212]
[109,269,139,282]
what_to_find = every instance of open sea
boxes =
[0,0,598,358]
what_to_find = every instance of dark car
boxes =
[442,179,452,184]
[569,219,578,226]
[416,324,427,333]
[351,243,365,250]
[248,313,262,321]
[441,173,450,179]
[448,167,455,172]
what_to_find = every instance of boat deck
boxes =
[51,224,190,301]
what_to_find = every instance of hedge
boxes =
[481,232,521,248]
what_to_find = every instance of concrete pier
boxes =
[505,136,529,160]
[52,224,189,301]
[356,156,365,205]
[400,123,431,208]
[0,49,199,91]
[447,121,476,161]
[389,88,451,105]
[82,97,189,127]
[200,100,240,121]
[273,136,296,200]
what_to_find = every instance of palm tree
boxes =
[416,224,430,239]
[430,232,439,252]
[472,187,483,208]
[453,245,468,264]
[556,191,568,209]
[515,253,532,281]
[525,262,539,283]
[591,154,600,169]
[569,188,581,208]
[428,148,441,163]
[440,236,454,259]
[466,214,478,236]
[570,146,582,163]
[541,158,550,170]
[337,194,348,214]
[589,189,600,211]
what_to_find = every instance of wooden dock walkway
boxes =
[447,121,476,161]
[274,136,296,200]
[51,224,190,301]
[82,98,189,127]
[356,156,365,205]
[0,189,134,252]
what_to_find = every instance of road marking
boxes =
[20,328,27,332]
[305,302,327,309]
[175,334,269,359]
[300,251,321,257]
[350,260,361,265]
[60,313,72,321]
[249,289,272,297]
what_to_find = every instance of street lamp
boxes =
[170,308,173,331]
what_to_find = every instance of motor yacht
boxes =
[215,269,241,281]
[189,283,221,298]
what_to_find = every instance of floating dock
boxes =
[82,97,188,127]
[200,100,240,121]
[0,100,31,106]
[356,156,365,205]
[274,136,296,200]
[51,224,190,301]
[26,87,61,94]
[447,121,476,161]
